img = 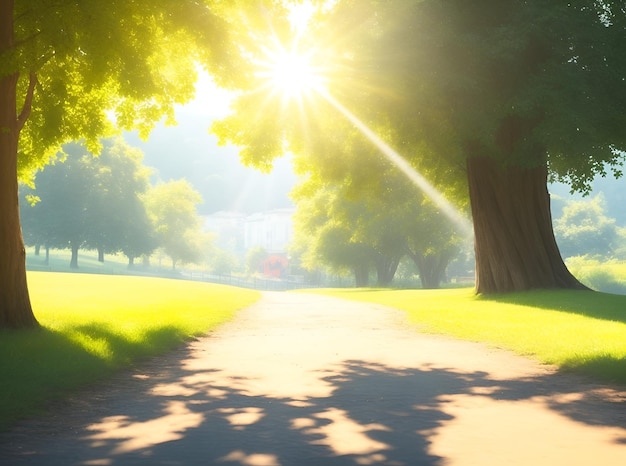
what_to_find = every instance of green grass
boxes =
[0,272,260,431]
[311,288,626,385]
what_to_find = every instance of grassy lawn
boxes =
[312,288,626,385]
[0,272,260,431]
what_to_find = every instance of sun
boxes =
[257,45,326,99]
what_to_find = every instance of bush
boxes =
[566,256,626,294]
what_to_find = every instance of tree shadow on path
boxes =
[2,348,626,466]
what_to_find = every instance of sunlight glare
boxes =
[287,2,316,36]
[318,90,474,237]
[257,45,326,100]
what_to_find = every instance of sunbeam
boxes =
[319,90,473,236]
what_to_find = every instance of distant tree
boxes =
[207,246,240,275]
[292,163,464,288]
[21,139,157,268]
[245,246,268,275]
[292,184,402,287]
[20,143,93,268]
[145,180,205,269]
[554,194,624,259]
[83,138,157,265]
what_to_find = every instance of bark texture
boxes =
[407,249,452,290]
[374,255,400,287]
[0,0,39,328]
[467,156,587,293]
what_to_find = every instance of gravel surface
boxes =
[1,291,625,465]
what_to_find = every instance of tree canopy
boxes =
[554,194,625,259]
[212,0,626,293]
[146,179,207,269]
[20,138,157,268]
[0,0,261,327]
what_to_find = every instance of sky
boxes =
[124,72,298,216]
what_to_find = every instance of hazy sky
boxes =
[125,72,297,215]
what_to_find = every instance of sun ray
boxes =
[255,41,327,104]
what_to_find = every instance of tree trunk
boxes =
[128,256,135,268]
[35,244,40,256]
[353,265,369,287]
[44,245,49,265]
[70,242,79,269]
[0,0,39,328]
[407,249,450,289]
[97,246,104,263]
[375,255,400,287]
[467,156,587,293]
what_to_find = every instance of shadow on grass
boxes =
[480,290,626,384]
[0,324,193,432]
[478,289,626,322]
[2,355,625,465]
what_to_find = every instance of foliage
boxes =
[206,247,240,275]
[292,185,376,287]
[313,287,626,384]
[20,143,93,267]
[245,246,268,275]
[215,0,626,192]
[292,166,465,288]
[0,272,260,430]
[211,0,626,293]
[83,138,157,263]
[1,0,263,327]
[20,138,157,267]
[145,179,207,269]
[554,194,625,259]
[565,256,626,294]
[9,0,249,181]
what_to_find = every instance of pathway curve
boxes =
[2,291,626,465]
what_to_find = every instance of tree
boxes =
[207,246,240,276]
[212,0,626,294]
[21,139,157,268]
[246,246,268,276]
[83,138,156,265]
[145,180,206,270]
[20,143,93,269]
[554,194,624,259]
[292,166,463,289]
[2,0,248,328]
[292,187,377,287]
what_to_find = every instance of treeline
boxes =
[290,161,472,289]
[20,138,207,270]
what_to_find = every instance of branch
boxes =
[16,71,37,132]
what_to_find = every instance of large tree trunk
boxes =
[374,255,400,287]
[467,156,587,293]
[0,0,38,329]
[407,249,451,290]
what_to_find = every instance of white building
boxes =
[204,208,295,256]
[203,211,246,253]
[244,208,295,255]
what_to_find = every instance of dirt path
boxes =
[2,291,626,465]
